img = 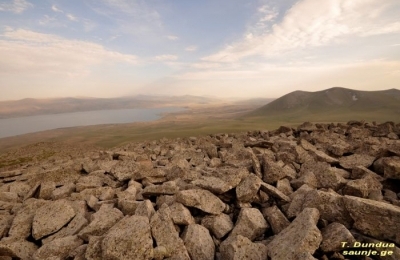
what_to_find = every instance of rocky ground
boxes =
[0,121,399,260]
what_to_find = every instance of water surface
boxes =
[0,107,184,139]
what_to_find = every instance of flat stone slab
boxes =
[102,216,153,260]
[32,200,76,240]
[176,189,225,215]
[343,195,400,244]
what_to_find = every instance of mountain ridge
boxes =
[245,87,400,122]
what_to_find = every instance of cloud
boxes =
[154,55,178,61]
[0,28,138,76]
[185,45,198,52]
[191,62,221,69]
[167,35,179,41]
[51,5,63,13]
[66,13,78,22]
[203,0,400,63]
[0,0,32,14]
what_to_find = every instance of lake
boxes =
[0,107,184,139]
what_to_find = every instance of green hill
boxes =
[244,87,400,123]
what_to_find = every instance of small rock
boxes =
[262,205,290,235]
[320,222,356,252]
[201,213,234,239]
[228,208,269,241]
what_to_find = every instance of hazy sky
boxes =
[1,0,400,100]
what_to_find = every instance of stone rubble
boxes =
[0,121,399,259]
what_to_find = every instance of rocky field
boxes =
[0,121,400,259]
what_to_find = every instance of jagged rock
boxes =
[0,215,12,239]
[78,204,123,241]
[320,222,356,252]
[267,208,322,260]
[260,182,290,202]
[262,205,290,235]
[135,200,156,219]
[33,235,83,260]
[343,173,382,198]
[42,213,88,244]
[76,176,103,192]
[176,189,225,214]
[286,184,314,218]
[302,189,353,228]
[192,167,249,194]
[169,202,195,225]
[236,174,262,203]
[52,183,75,200]
[32,199,76,240]
[374,156,400,180]
[291,171,319,189]
[343,195,400,244]
[38,181,56,200]
[228,208,269,241]
[0,192,19,203]
[8,199,46,239]
[0,239,38,259]
[85,236,103,260]
[150,204,190,259]
[201,213,234,239]
[182,224,215,260]
[262,157,296,184]
[339,154,376,170]
[142,181,178,196]
[117,199,140,215]
[102,215,153,260]
[276,178,293,196]
[109,161,140,181]
[220,235,268,260]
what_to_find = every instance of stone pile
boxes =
[0,121,399,259]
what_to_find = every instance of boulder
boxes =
[150,204,190,259]
[220,235,268,260]
[32,200,76,240]
[78,204,123,241]
[102,216,153,260]
[201,213,234,239]
[33,235,83,260]
[182,224,215,260]
[267,208,322,260]
[228,208,269,241]
[176,189,225,215]
[343,195,400,244]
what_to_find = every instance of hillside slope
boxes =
[245,87,400,122]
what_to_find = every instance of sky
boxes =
[1,0,400,100]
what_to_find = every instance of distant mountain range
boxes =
[245,87,400,122]
[0,95,221,119]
